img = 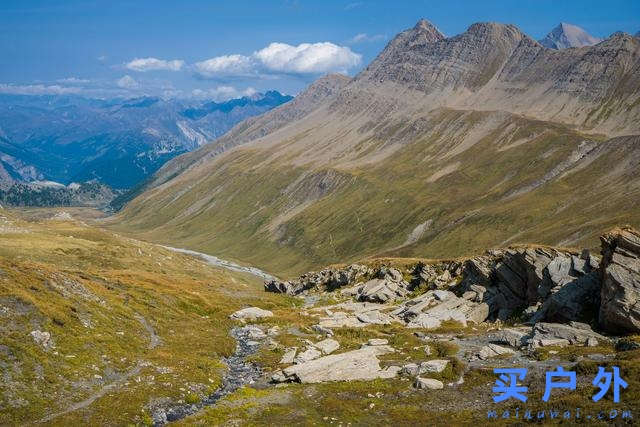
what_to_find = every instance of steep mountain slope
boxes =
[539,22,602,49]
[113,20,640,277]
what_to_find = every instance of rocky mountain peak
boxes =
[393,18,446,51]
[539,22,601,49]
[411,18,445,39]
[458,22,526,48]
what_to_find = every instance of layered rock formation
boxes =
[266,227,640,335]
[599,227,640,333]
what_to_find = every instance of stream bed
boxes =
[152,326,264,425]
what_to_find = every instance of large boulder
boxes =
[599,227,640,334]
[273,345,400,384]
[230,307,273,320]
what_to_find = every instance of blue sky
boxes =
[1,0,638,100]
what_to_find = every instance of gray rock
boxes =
[356,310,393,325]
[465,303,489,324]
[29,330,53,349]
[476,344,515,360]
[402,363,420,376]
[279,347,297,364]
[314,338,340,355]
[230,307,273,320]
[489,328,529,348]
[585,337,599,347]
[294,347,322,364]
[599,228,640,334]
[529,322,608,349]
[407,314,442,329]
[419,359,449,373]
[366,338,389,346]
[276,345,400,383]
[245,326,266,339]
[357,278,407,303]
[415,377,444,390]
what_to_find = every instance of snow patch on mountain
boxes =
[539,23,601,49]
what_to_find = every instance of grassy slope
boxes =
[112,109,640,278]
[0,208,296,425]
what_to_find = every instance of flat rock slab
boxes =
[314,338,340,355]
[277,345,399,384]
[230,307,273,320]
[476,344,516,360]
[294,347,322,364]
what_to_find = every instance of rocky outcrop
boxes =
[265,264,373,295]
[266,227,640,337]
[599,227,640,333]
[456,247,600,323]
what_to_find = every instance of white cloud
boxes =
[193,42,361,79]
[193,54,254,78]
[116,75,139,89]
[56,77,91,84]
[255,42,361,74]
[125,57,185,72]
[348,33,386,44]
[344,2,363,10]
[0,84,81,95]
[191,85,258,101]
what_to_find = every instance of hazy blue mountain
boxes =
[0,92,292,200]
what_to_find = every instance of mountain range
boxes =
[0,91,291,205]
[113,19,640,277]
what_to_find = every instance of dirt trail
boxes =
[39,314,160,423]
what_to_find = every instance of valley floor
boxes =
[2,208,639,426]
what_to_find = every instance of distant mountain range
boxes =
[0,91,291,206]
[113,19,640,277]
[539,22,601,49]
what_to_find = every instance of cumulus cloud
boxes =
[348,33,386,44]
[125,57,185,72]
[193,54,254,78]
[191,85,257,101]
[116,75,139,89]
[193,42,361,79]
[0,84,82,95]
[255,42,361,74]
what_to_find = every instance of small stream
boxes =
[162,246,278,282]
[150,247,275,425]
[153,326,264,425]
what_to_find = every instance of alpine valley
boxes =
[2,17,640,427]
[115,20,640,277]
